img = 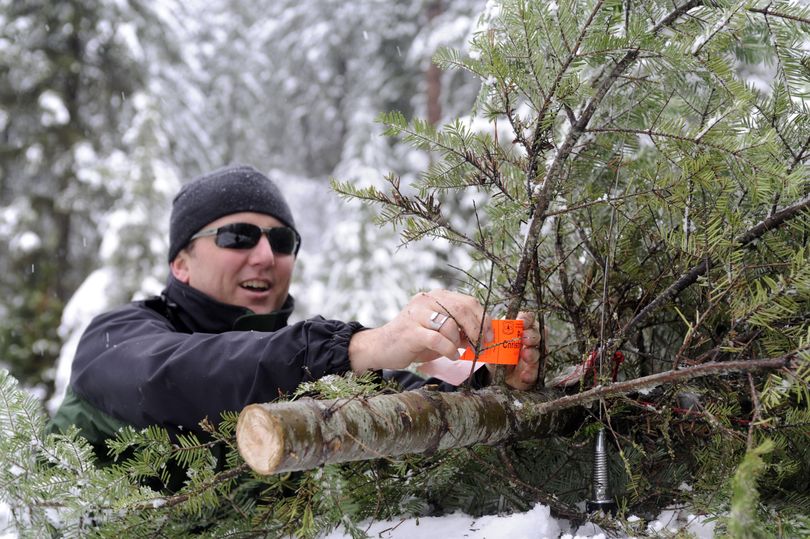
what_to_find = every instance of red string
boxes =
[587,349,625,386]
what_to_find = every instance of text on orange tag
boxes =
[460,319,524,365]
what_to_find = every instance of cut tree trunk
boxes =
[237,387,579,475]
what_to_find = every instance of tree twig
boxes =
[748,6,810,25]
[534,353,798,416]
[139,463,251,510]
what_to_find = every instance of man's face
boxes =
[170,212,295,314]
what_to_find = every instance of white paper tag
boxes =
[416,354,486,386]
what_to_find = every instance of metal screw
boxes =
[586,427,617,515]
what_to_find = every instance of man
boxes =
[50,165,540,452]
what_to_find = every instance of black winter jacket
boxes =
[50,276,469,449]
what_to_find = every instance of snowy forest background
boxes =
[0,0,484,407]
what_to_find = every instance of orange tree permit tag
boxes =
[460,319,524,365]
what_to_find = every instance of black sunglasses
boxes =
[190,223,300,255]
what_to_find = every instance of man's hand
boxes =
[349,292,543,392]
[349,289,492,373]
[498,311,542,390]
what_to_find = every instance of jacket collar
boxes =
[162,275,294,333]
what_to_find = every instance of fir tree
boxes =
[334,0,810,533]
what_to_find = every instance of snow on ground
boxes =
[322,504,572,539]
[0,499,716,538]
[0,502,13,539]
[0,502,714,539]
[322,502,717,539]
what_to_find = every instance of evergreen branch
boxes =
[585,127,740,155]
[525,0,605,174]
[518,3,548,113]
[335,176,506,266]
[598,167,622,381]
[433,50,488,80]
[536,0,604,129]
[531,254,549,385]
[792,134,810,170]
[673,293,725,369]
[384,120,494,182]
[617,193,810,343]
[746,373,763,450]
[544,186,669,217]
[555,6,572,54]
[762,7,794,112]
[577,47,661,59]
[508,0,704,317]
[406,212,503,266]
[748,7,810,26]
[736,193,810,244]
[464,447,582,520]
[753,95,801,170]
[555,220,587,356]
[765,124,810,220]
[137,463,250,510]
[692,4,745,56]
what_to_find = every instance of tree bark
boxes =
[425,1,443,126]
[237,387,579,475]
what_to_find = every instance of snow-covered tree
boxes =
[0,0,177,395]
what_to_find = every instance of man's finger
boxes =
[520,347,540,364]
[522,329,541,348]
[517,311,536,326]
[424,290,491,345]
[415,326,461,362]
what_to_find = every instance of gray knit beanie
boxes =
[168,165,297,262]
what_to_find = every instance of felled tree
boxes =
[332,0,810,531]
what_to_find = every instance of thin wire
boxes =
[598,150,623,420]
